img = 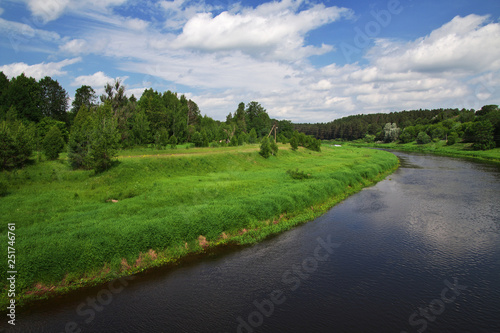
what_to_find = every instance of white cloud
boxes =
[369,14,500,74]
[172,1,352,60]
[0,57,81,80]
[59,39,88,54]
[0,7,4,16]
[71,71,115,89]
[24,0,128,23]
[0,17,60,42]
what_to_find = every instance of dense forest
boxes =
[295,106,500,149]
[0,72,319,172]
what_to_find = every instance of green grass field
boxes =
[0,144,398,307]
[348,141,500,163]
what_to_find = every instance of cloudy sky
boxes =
[0,0,499,122]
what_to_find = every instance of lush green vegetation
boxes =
[350,141,500,163]
[0,144,398,307]
[295,106,500,152]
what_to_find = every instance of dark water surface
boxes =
[6,151,500,333]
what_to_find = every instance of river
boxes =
[6,151,500,333]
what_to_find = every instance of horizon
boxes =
[0,0,499,123]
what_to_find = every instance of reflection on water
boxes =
[6,152,500,333]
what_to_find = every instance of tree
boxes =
[246,101,271,137]
[446,132,458,146]
[467,121,496,150]
[70,85,96,124]
[0,119,35,169]
[43,125,64,160]
[192,131,203,147]
[68,103,119,171]
[259,137,271,158]
[290,136,299,151]
[100,79,128,111]
[39,76,69,124]
[169,134,177,149]
[5,73,43,122]
[416,131,431,144]
[248,128,258,143]
[383,123,400,142]
[131,108,150,145]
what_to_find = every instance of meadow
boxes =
[0,144,398,307]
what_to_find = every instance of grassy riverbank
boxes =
[348,141,500,163]
[1,144,398,308]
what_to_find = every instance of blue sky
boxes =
[0,0,499,122]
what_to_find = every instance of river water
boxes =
[6,151,500,333]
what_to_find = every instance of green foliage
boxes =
[446,132,458,146]
[131,108,151,145]
[290,136,299,151]
[169,134,178,149]
[416,131,431,144]
[307,138,322,152]
[154,128,169,149]
[468,121,496,150]
[192,131,203,147]
[364,134,376,143]
[270,139,279,156]
[43,126,65,160]
[259,137,271,158]
[0,120,35,169]
[286,169,312,179]
[248,128,258,144]
[68,103,119,171]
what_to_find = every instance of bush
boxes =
[467,121,496,150]
[416,131,431,144]
[270,139,279,156]
[259,137,271,158]
[169,134,177,149]
[290,136,299,151]
[446,132,458,146]
[43,126,65,160]
[286,169,312,180]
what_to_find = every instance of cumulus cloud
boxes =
[59,39,88,54]
[0,57,81,80]
[71,71,115,89]
[172,0,352,60]
[369,14,500,74]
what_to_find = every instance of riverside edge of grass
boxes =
[0,144,399,309]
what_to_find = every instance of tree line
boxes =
[295,106,500,150]
[0,72,318,171]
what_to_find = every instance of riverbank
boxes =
[348,141,500,163]
[1,144,398,309]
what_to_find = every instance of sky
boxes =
[0,0,499,123]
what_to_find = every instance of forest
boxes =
[294,106,500,150]
[0,72,321,172]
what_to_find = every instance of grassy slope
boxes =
[348,141,500,163]
[1,144,398,307]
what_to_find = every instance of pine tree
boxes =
[43,125,64,160]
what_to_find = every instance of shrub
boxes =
[446,132,458,146]
[270,139,279,156]
[290,136,298,151]
[43,126,65,160]
[259,137,271,158]
[286,169,312,180]
[169,134,177,149]
[416,131,431,144]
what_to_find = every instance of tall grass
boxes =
[1,144,398,306]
